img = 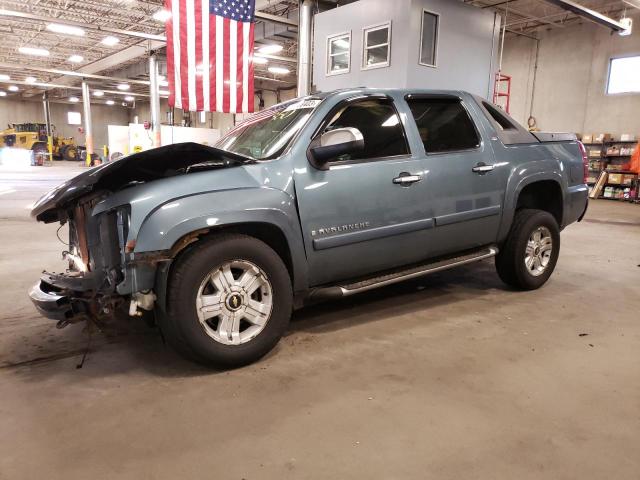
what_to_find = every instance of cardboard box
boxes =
[582,134,593,143]
[621,174,637,186]
[588,149,602,158]
[603,133,615,143]
[606,147,620,156]
[608,173,623,184]
[620,134,636,142]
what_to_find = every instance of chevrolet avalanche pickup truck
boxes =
[30,89,589,367]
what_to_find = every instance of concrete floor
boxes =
[1,161,639,480]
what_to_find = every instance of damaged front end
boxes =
[28,142,254,327]
[29,194,142,327]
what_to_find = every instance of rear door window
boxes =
[406,97,480,154]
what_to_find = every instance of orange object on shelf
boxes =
[623,144,640,174]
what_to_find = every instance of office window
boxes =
[67,111,81,125]
[327,32,351,75]
[407,98,479,153]
[607,56,640,94]
[419,10,439,67]
[363,22,391,69]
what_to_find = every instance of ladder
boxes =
[493,72,512,113]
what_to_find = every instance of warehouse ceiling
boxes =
[0,0,636,104]
[467,0,634,35]
[0,0,300,104]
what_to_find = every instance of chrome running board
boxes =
[307,246,498,301]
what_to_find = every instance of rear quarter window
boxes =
[406,97,480,154]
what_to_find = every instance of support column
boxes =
[42,92,53,163]
[81,80,94,166]
[296,0,312,97]
[149,54,162,148]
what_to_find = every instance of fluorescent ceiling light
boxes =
[18,46,50,56]
[268,66,289,75]
[25,76,37,83]
[93,90,104,97]
[152,9,172,21]
[69,96,79,102]
[0,74,9,81]
[106,100,115,105]
[46,23,85,36]
[68,54,83,63]
[117,83,130,90]
[258,44,283,54]
[619,17,633,36]
[0,91,6,97]
[158,90,170,95]
[101,36,120,46]
[124,95,135,101]
[160,80,169,87]
[8,85,19,91]
[252,56,268,65]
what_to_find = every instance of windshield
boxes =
[215,98,322,160]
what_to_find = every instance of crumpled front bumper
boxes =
[28,272,98,323]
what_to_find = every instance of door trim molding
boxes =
[434,205,501,227]
[312,217,434,251]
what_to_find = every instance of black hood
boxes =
[31,142,254,223]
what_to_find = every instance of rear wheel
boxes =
[495,209,560,290]
[62,145,78,161]
[31,142,48,163]
[162,234,293,367]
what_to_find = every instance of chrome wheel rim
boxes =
[196,260,273,345]
[525,226,553,277]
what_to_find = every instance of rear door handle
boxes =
[472,163,495,174]
[393,172,422,186]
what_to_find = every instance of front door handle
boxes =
[393,172,422,186]
[472,162,495,174]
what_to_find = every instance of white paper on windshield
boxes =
[284,99,322,111]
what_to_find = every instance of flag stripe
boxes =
[222,18,230,113]
[216,15,223,112]
[237,21,244,113]
[186,0,196,111]
[194,0,204,111]
[179,0,189,109]
[165,0,175,108]
[202,0,210,112]
[248,22,255,112]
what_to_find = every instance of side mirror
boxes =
[309,127,364,165]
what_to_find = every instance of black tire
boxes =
[57,144,68,161]
[162,234,293,368]
[495,209,560,290]
[31,142,47,154]
[63,145,78,161]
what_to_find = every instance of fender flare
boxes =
[498,170,566,243]
[134,189,309,293]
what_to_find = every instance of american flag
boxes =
[165,0,256,113]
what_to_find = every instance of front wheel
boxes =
[163,234,293,368]
[495,209,560,290]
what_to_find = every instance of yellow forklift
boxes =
[0,123,80,161]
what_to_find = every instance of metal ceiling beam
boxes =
[0,9,166,41]
[541,0,626,31]
[0,8,298,42]
[490,3,566,28]
[505,0,622,28]
[0,62,151,85]
[256,11,297,27]
[0,79,157,97]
